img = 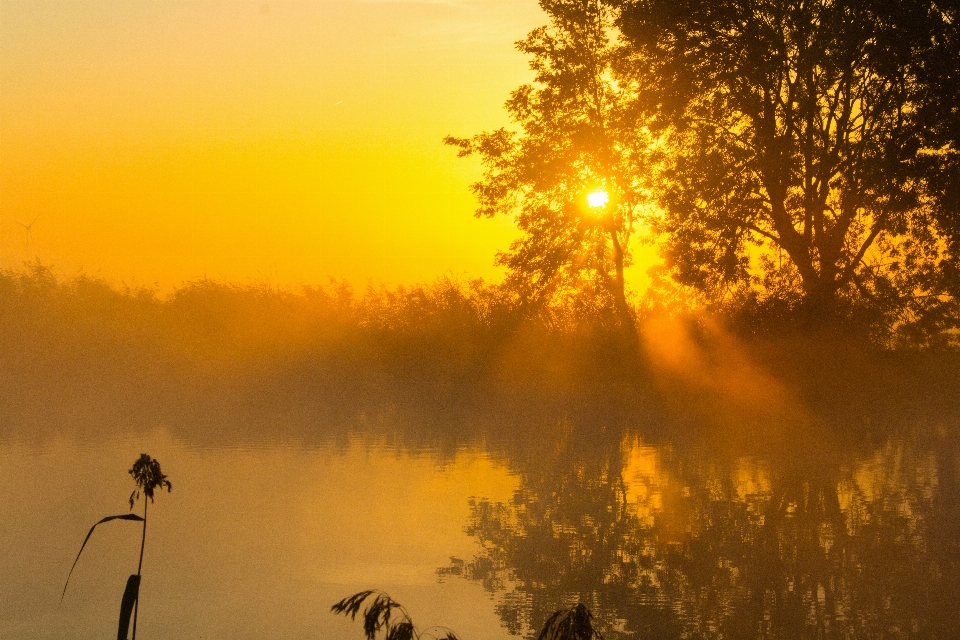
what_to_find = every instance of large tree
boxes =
[452,0,959,342]
[618,0,960,337]
[446,0,650,332]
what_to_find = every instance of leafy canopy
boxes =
[451,0,959,343]
[617,0,960,338]
[446,0,652,329]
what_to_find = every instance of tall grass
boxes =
[60,454,171,640]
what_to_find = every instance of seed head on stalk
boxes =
[129,453,172,509]
[127,453,171,640]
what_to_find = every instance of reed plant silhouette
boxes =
[127,454,171,640]
[333,590,603,640]
[61,454,171,640]
[332,590,461,640]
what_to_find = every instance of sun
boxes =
[587,189,609,209]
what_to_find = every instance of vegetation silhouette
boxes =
[333,590,605,640]
[332,590,461,640]
[0,265,653,446]
[619,0,960,331]
[127,454,172,640]
[60,454,171,640]
[60,514,145,603]
[7,4,960,638]
[3,265,955,638]
[448,0,959,343]
[445,0,645,335]
[2,264,957,451]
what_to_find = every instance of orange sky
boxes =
[1,0,651,291]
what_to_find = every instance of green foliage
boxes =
[128,453,172,508]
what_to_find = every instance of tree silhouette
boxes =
[451,0,959,341]
[446,0,651,334]
[617,0,960,334]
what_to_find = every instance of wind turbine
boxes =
[16,216,38,250]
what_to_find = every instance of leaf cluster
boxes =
[450,0,959,338]
[615,0,957,340]
[333,589,608,640]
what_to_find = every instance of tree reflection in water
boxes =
[441,421,960,639]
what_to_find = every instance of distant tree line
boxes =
[447,0,960,347]
[0,265,645,440]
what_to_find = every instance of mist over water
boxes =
[2,268,958,638]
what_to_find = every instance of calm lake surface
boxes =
[2,395,959,639]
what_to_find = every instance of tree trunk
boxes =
[608,228,637,341]
[799,277,841,325]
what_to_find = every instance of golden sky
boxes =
[0,0,546,288]
[1,0,652,291]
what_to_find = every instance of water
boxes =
[1,409,958,638]
[0,430,517,639]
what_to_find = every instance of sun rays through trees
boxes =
[447,0,960,345]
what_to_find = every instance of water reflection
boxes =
[446,423,960,638]
[3,345,959,640]
[0,432,518,640]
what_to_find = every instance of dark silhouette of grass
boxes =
[60,514,144,603]
[127,454,171,640]
[60,453,171,640]
[333,590,604,640]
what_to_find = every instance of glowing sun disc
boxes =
[587,190,609,208]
